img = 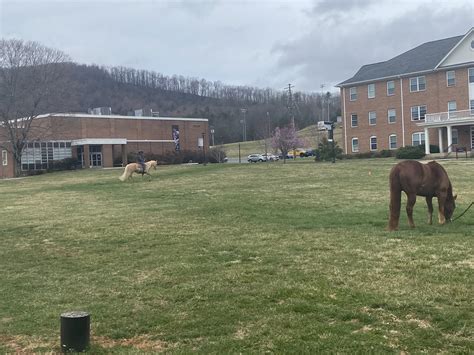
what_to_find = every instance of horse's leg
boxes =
[388,187,402,231]
[437,193,447,224]
[406,192,417,228]
[426,197,433,225]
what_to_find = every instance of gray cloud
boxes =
[272,1,474,91]
[0,0,472,93]
[311,0,377,15]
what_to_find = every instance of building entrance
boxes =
[89,145,102,167]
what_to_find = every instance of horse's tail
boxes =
[388,165,402,231]
[119,166,129,181]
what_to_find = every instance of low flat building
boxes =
[0,112,209,178]
[337,28,474,156]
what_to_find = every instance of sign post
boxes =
[318,121,336,163]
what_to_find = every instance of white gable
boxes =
[438,28,474,68]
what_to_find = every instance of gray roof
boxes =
[338,34,464,86]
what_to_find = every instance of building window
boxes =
[452,128,459,145]
[389,135,397,150]
[388,109,396,124]
[387,80,395,96]
[350,87,357,101]
[2,150,7,166]
[448,101,456,111]
[410,76,426,92]
[470,99,474,114]
[351,138,359,153]
[412,132,425,146]
[370,136,377,151]
[448,101,457,118]
[351,114,358,127]
[411,105,427,121]
[469,68,474,83]
[369,111,376,125]
[21,140,72,171]
[368,83,375,98]
[446,71,456,87]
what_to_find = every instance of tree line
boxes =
[104,65,334,107]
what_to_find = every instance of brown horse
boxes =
[388,161,456,231]
[119,160,158,181]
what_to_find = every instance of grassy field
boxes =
[0,159,473,353]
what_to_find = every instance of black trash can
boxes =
[60,311,90,352]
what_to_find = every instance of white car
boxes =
[247,154,267,162]
[261,153,279,161]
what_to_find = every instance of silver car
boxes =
[247,154,267,163]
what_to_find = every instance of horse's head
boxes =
[444,193,457,222]
[150,160,157,170]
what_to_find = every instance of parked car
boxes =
[261,153,279,161]
[287,148,307,158]
[247,154,267,163]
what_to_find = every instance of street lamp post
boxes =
[202,132,207,165]
[240,108,247,141]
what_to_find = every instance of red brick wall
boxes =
[342,67,471,153]
[42,115,208,153]
[0,115,209,178]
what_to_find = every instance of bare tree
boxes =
[0,39,70,176]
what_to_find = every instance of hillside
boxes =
[38,63,341,144]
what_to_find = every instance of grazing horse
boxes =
[119,160,158,181]
[388,160,456,231]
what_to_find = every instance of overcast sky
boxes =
[1,0,473,93]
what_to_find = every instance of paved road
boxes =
[226,157,248,164]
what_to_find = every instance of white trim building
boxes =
[337,28,474,156]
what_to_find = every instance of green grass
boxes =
[0,159,473,353]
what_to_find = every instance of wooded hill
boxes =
[44,63,341,144]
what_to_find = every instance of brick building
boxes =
[337,28,474,155]
[0,112,209,178]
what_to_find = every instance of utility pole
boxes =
[320,84,325,122]
[326,91,331,122]
[267,111,271,138]
[284,83,295,128]
[265,111,271,156]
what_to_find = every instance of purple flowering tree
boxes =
[271,126,303,163]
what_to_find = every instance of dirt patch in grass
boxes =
[0,334,174,353]
[0,335,55,353]
[94,334,174,352]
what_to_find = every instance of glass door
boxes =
[89,145,102,167]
